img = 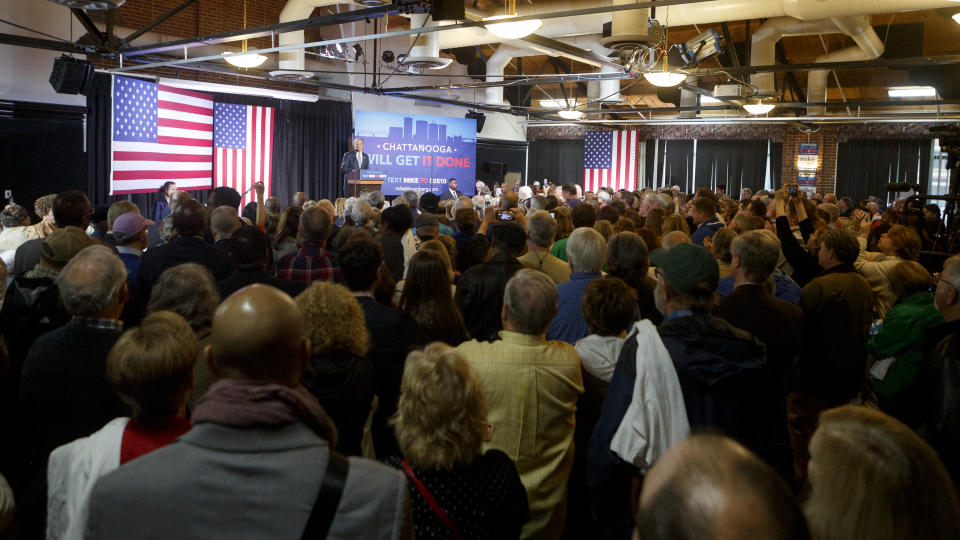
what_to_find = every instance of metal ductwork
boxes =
[485,45,545,105]
[597,0,661,51]
[807,15,884,115]
[585,43,624,103]
[402,14,452,71]
[749,14,884,116]
[749,18,839,96]
[278,0,363,76]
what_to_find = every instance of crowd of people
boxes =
[0,177,957,540]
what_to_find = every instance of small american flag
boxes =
[110,76,214,194]
[214,103,274,209]
[583,130,639,193]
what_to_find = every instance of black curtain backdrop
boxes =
[694,140,768,196]
[645,139,695,192]
[272,98,352,202]
[529,139,585,186]
[836,138,932,203]
[85,73,352,211]
[770,142,783,191]
[477,138,529,189]
[1,103,85,220]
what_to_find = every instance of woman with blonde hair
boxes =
[660,214,690,238]
[272,207,301,262]
[593,219,614,243]
[47,311,198,540]
[295,281,375,456]
[385,343,528,539]
[400,250,469,346]
[644,207,665,237]
[855,224,923,318]
[806,405,960,540]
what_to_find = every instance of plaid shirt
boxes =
[70,316,124,332]
[275,242,344,284]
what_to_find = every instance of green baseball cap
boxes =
[41,226,98,265]
[649,242,719,293]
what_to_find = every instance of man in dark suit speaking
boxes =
[439,178,463,201]
[340,137,369,195]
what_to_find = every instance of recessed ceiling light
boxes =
[888,86,937,98]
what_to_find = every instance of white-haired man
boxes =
[546,227,606,343]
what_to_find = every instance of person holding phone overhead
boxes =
[340,137,369,195]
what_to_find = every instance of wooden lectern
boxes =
[345,170,386,197]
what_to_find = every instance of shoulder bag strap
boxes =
[401,460,465,540]
[301,450,350,540]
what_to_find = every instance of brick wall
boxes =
[782,126,838,194]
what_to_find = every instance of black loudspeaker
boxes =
[482,162,506,177]
[49,55,94,96]
[466,110,486,133]
[431,0,465,21]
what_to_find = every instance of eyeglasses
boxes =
[934,272,955,290]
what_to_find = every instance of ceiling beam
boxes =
[119,3,406,57]
[0,33,95,54]
[112,0,716,67]
[70,8,107,47]
[125,0,200,43]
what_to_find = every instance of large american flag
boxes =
[214,103,274,209]
[583,130,639,193]
[110,76,214,194]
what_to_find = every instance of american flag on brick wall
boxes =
[110,76,213,194]
[214,103,274,209]
[583,130,638,193]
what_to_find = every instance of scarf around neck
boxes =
[191,378,338,449]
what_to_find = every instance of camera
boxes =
[499,212,514,221]
[788,185,797,195]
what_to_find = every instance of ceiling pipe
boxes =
[585,43,624,103]
[485,45,545,104]
[807,15,884,115]
[279,0,363,71]
[749,18,839,95]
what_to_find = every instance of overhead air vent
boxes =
[48,0,125,9]
[268,70,315,81]
[403,14,452,71]
[400,55,453,70]
[598,3,663,51]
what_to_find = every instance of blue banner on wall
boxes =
[354,110,477,196]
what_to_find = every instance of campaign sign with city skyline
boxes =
[354,110,477,196]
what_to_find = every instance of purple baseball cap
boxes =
[112,212,155,243]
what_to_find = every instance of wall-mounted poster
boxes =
[354,110,477,196]
[797,142,819,171]
[797,170,817,196]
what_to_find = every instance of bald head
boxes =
[639,435,808,540]
[292,192,308,209]
[172,199,205,236]
[206,284,310,385]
